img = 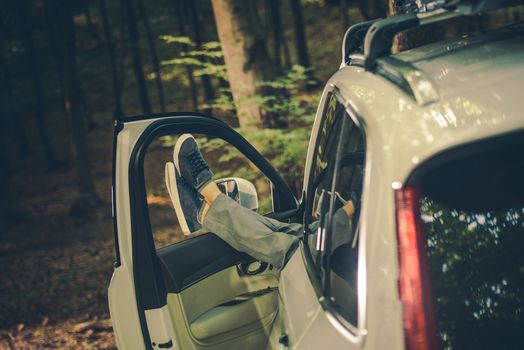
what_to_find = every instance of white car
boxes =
[109,1,524,349]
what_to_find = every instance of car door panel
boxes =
[157,233,254,293]
[166,266,279,350]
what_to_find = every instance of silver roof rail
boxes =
[363,8,461,70]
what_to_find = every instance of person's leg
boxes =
[200,181,301,270]
[172,134,302,270]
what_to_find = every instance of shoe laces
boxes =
[179,175,198,193]
[187,150,209,178]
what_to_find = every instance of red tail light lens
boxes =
[395,187,438,350]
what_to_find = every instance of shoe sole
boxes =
[173,133,195,174]
[165,162,192,236]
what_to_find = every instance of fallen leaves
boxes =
[0,318,116,350]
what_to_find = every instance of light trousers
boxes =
[203,194,352,270]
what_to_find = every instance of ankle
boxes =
[200,182,221,205]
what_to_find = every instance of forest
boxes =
[0,0,522,348]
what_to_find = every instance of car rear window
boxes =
[418,132,524,350]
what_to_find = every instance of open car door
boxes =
[108,113,300,350]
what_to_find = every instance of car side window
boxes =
[305,91,365,327]
[305,93,345,265]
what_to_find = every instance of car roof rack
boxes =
[340,8,461,69]
[363,8,461,70]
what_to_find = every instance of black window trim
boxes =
[301,86,368,341]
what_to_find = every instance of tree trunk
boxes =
[123,0,152,114]
[17,2,59,169]
[0,46,29,156]
[268,0,283,70]
[61,0,101,215]
[282,29,292,69]
[117,0,128,106]
[98,0,124,119]
[83,0,104,49]
[0,151,15,230]
[186,0,215,112]
[211,0,277,129]
[174,0,199,111]
[289,0,311,68]
[43,0,77,162]
[341,0,350,32]
[370,0,387,18]
[136,0,166,112]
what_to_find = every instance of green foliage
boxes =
[162,37,320,195]
[161,36,228,80]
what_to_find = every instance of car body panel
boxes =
[292,27,524,347]
[395,24,524,102]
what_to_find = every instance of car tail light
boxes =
[395,187,439,350]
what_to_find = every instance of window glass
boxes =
[306,93,346,266]
[419,136,524,350]
[306,91,365,326]
[325,115,364,326]
[144,133,273,249]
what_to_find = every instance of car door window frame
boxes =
[301,85,368,341]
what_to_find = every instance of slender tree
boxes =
[289,0,312,69]
[173,0,199,111]
[0,150,14,230]
[267,0,284,70]
[83,0,104,49]
[211,0,277,128]
[43,0,68,120]
[0,59,23,226]
[389,0,442,52]
[341,0,350,31]
[16,0,60,169]
[0,42,29,156]
[61,0,101,214]
[186,0,215,112]
[123,0,152,114]
[136,0,166,112]
[98,0,124,119]
[371,0,387,18]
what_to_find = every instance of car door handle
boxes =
[236,261,269,276]
[279,333,289,347]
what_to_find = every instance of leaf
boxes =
[159,35,195,46]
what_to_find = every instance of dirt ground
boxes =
[0,108,118,349]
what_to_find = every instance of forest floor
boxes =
[0,4,353,349]
[0,107,118,349]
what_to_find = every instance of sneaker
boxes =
[173,134,213,191]
[165,162,204,235]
